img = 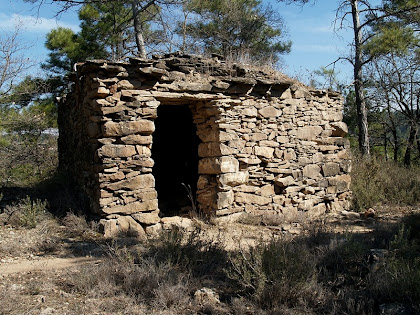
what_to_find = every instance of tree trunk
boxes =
[131,1,147,59]
[416,130,420,158]
[383,124,388,161]
[393,131,399,162]
[404,123,416,166]
[351,0,370,156]
[386,95,399,161]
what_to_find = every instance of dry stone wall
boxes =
[59,54,351,237]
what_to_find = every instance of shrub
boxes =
[318,235,369,284]
[368,224,420,312]
[61,212,99,239]
[0,108,57,187]
[226,237,321,309]
[5,196,49,228]
[351,156,420,211]
[62,243,192,313]
[148,227,228,279]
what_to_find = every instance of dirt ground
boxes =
[0,205,418,314]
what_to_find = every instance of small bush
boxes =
[351,156,420,211]
[34,236,60,254]
[0,108,57,187]
[227,237,321,309]
[319,235,369,284]
[148,227,228,279]
[7,217,415,314]
[5,196,49,228]
[61,212,99,239]
[368,224,420,312]
[63,248,192,313]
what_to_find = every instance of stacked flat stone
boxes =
[59,53,351,238]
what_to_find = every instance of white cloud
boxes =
[0,13,79,33]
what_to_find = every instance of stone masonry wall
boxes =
[59,54,351,237]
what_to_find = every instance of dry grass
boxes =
[1,211,420,314]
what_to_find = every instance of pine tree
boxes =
[179,0,291,64]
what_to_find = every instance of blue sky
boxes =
[269,0,355,84]
[0,0,376,85]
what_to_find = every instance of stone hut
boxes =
[59,54,351,237]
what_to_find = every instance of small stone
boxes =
[303,164,321,179]
[328,174,351,192]
[198,157,239,174]
[341,210,360,219]
[103,199,158,214]
[243,107,258,117]
[121,135,152,145]
[235,192,271,205]
[194,287,220,305]
[330,122,348,137]
[161,216,194,230]
[100,219,118,238]
[198,142,234,157]
[217,190,234,208]
[258,106,280,118]
[250,133,267,141]
[258,184,275,196]
[117,80,134,89]
[212,80,230,90]
[97,86,110,97]
[363,208,375,218]
[274,175,295,187]
[132,211,160,224]
[218,171,249,186]
[322,163,340,177]
[98,144,136,158]
[116,216,147,238]
[254,146,274,159]
[276,136,288,143]
[102,120,155,137]
[105,174,155,191]
[296,126,323,140]
[283,149,296,160]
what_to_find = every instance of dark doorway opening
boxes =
[152,105,200,217]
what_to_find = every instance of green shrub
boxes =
[368,225,420,312]
[318,235,369,284]
[0,108,57,187]
[351,156,420,211]
[6,196,49,228]
[226,238,320,309]
[148,227,228,279]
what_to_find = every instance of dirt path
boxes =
[0,256,103,276]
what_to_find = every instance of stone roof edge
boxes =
[75,54,295,84]
[72,54,343,99]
